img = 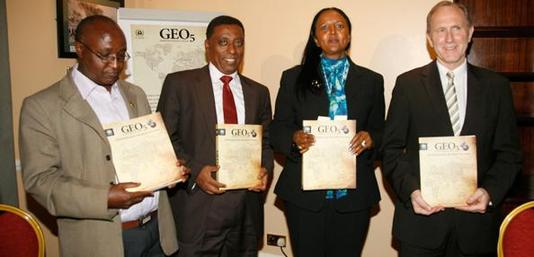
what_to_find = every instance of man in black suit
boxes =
[382,1,522,256]
[156,16,273,257]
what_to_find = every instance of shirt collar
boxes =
[71,63,120,99]
[436,59,467,77]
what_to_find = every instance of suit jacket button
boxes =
[106,155,111,161]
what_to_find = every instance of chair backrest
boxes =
[0,204,45,257]
[498,201,534,257]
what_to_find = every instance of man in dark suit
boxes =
[157,15,274,257]
[382,1,522,256]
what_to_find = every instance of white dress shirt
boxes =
[436,60,468,134]
[71,64,158,222]
[209,63,245,124]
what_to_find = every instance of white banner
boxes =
[118,8,220,111]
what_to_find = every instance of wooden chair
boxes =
[498,200,534,257]
[0,204,45,257]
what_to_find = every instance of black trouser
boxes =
[399,228,496,257]
[285,200,370,257]
[177,194,258,257]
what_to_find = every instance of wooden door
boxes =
[455,0,534,207]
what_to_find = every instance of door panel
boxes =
[457,0,534,203]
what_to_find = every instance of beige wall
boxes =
[7,0,441,256]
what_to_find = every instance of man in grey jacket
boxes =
[19,15,182,257]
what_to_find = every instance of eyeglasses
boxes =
[76,40,131,63]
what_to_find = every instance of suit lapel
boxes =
[241,76,256,124]
[117,81,138,118]
[301,66,329,119]
[344,61,362,119]
[194,66,217,142]
[461,64,484,135]
[60,72,108,142]
[422,62,454,135]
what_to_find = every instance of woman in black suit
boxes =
[270,7,385,257]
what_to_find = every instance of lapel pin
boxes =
[311,80,321,88]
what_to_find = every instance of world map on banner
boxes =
[131,24,207,111]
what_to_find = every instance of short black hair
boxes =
[206,15,244,39]
[74,15,118,42]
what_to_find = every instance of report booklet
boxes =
[302,119,356,190]
[216,124,262,190]
[419,135,477,207]
[103,112,185,192]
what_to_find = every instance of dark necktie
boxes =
[220,75,237,124]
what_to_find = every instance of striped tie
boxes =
[445,72,461,136]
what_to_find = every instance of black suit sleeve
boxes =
[480,78,522,206]
[381,77,419,204]
[157,75,203,186]
[270,70,301,160]
[258,85,275,175]
[366,74,385,162]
